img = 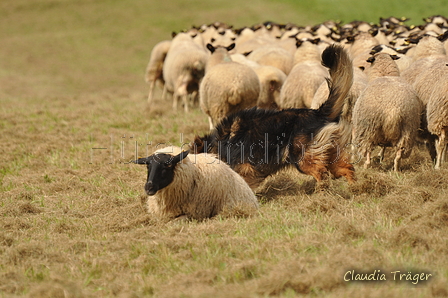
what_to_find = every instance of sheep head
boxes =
[134,150,189,195]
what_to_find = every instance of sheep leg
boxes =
[435,129,447,169]
[172,94,179,111]
[147,80,156,105]
[441,141,448,164]
[162,85,167,101]
[393,147,403,172]
[183,94,189,113]
[363,151,371,169]
[378,146,386,163]
[208,116,214,131]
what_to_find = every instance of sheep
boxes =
[311,66,368,139]
[426,65,448,169]
[369,44,413,72]
[162,32,208,112]
[352,53,423,171]
[247,44,294,75]
[277,40,328,108]
[133,146,259,221]
[200,43,260,130]
[230,53,286,109]
[145,40,171,106]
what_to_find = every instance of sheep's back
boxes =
[427,79,448,135]
[353,77,421,148]
[199,62,260,120]
[177,154,258,219]
[278,62,328,109]
[163,43,208,92]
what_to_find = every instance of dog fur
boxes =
[191,44,355,189]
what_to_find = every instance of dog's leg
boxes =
[328,151,356,183]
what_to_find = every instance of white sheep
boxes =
[311,66,368,137]
[230,53,286,109]
[422,60,448,169]
[162,32,208,112]
[277,40,328,108]
[200,43,260,130]
[247,44,294,75]
[145,40,171,106]
[134,146,259,221]
[352,53,423,171]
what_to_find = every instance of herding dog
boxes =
[191,44,355,189]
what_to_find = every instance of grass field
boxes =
[1,0,448,297]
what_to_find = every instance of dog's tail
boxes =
[317,44,353,122]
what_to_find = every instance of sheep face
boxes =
[134,151,189,196]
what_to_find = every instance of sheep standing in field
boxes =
[247,44,294,75]
[311,66,368,141]
[352,53,423,171]
[200,43,260,130]
[278,40,328,108]
[163,32,208,112]
[231,53,286,109]
[133,146,259,221]
[145,40,171,106]
[425,63,448,169]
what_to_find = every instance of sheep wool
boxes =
[352,53,423,171]
[145,40,171,105]
[426,64,448,169]
[145,147,259,221]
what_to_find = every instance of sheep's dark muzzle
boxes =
[145,182,158,196]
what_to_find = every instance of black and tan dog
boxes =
[191,44,355,189]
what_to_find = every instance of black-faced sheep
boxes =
[162,33,208,113]
[352,53,423,171]
[200,43,260,130]
[134,146,259,221]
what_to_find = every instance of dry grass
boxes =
[2,1,448,297]
[2,89,448,297]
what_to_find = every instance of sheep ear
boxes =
[171,150,190,165]
[206,43,216,53]
[133,157,149,165]
[311,38,320,44]
[242,51,252,57]
[171,31,177,38]
[390,54,400,60]
[226,43,236,51]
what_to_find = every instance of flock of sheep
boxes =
[140,15,448,221]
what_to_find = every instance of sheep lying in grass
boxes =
[352,53,423,171]
[200,43,260,130]
[145,40,171,106]
[133,146,259,221]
